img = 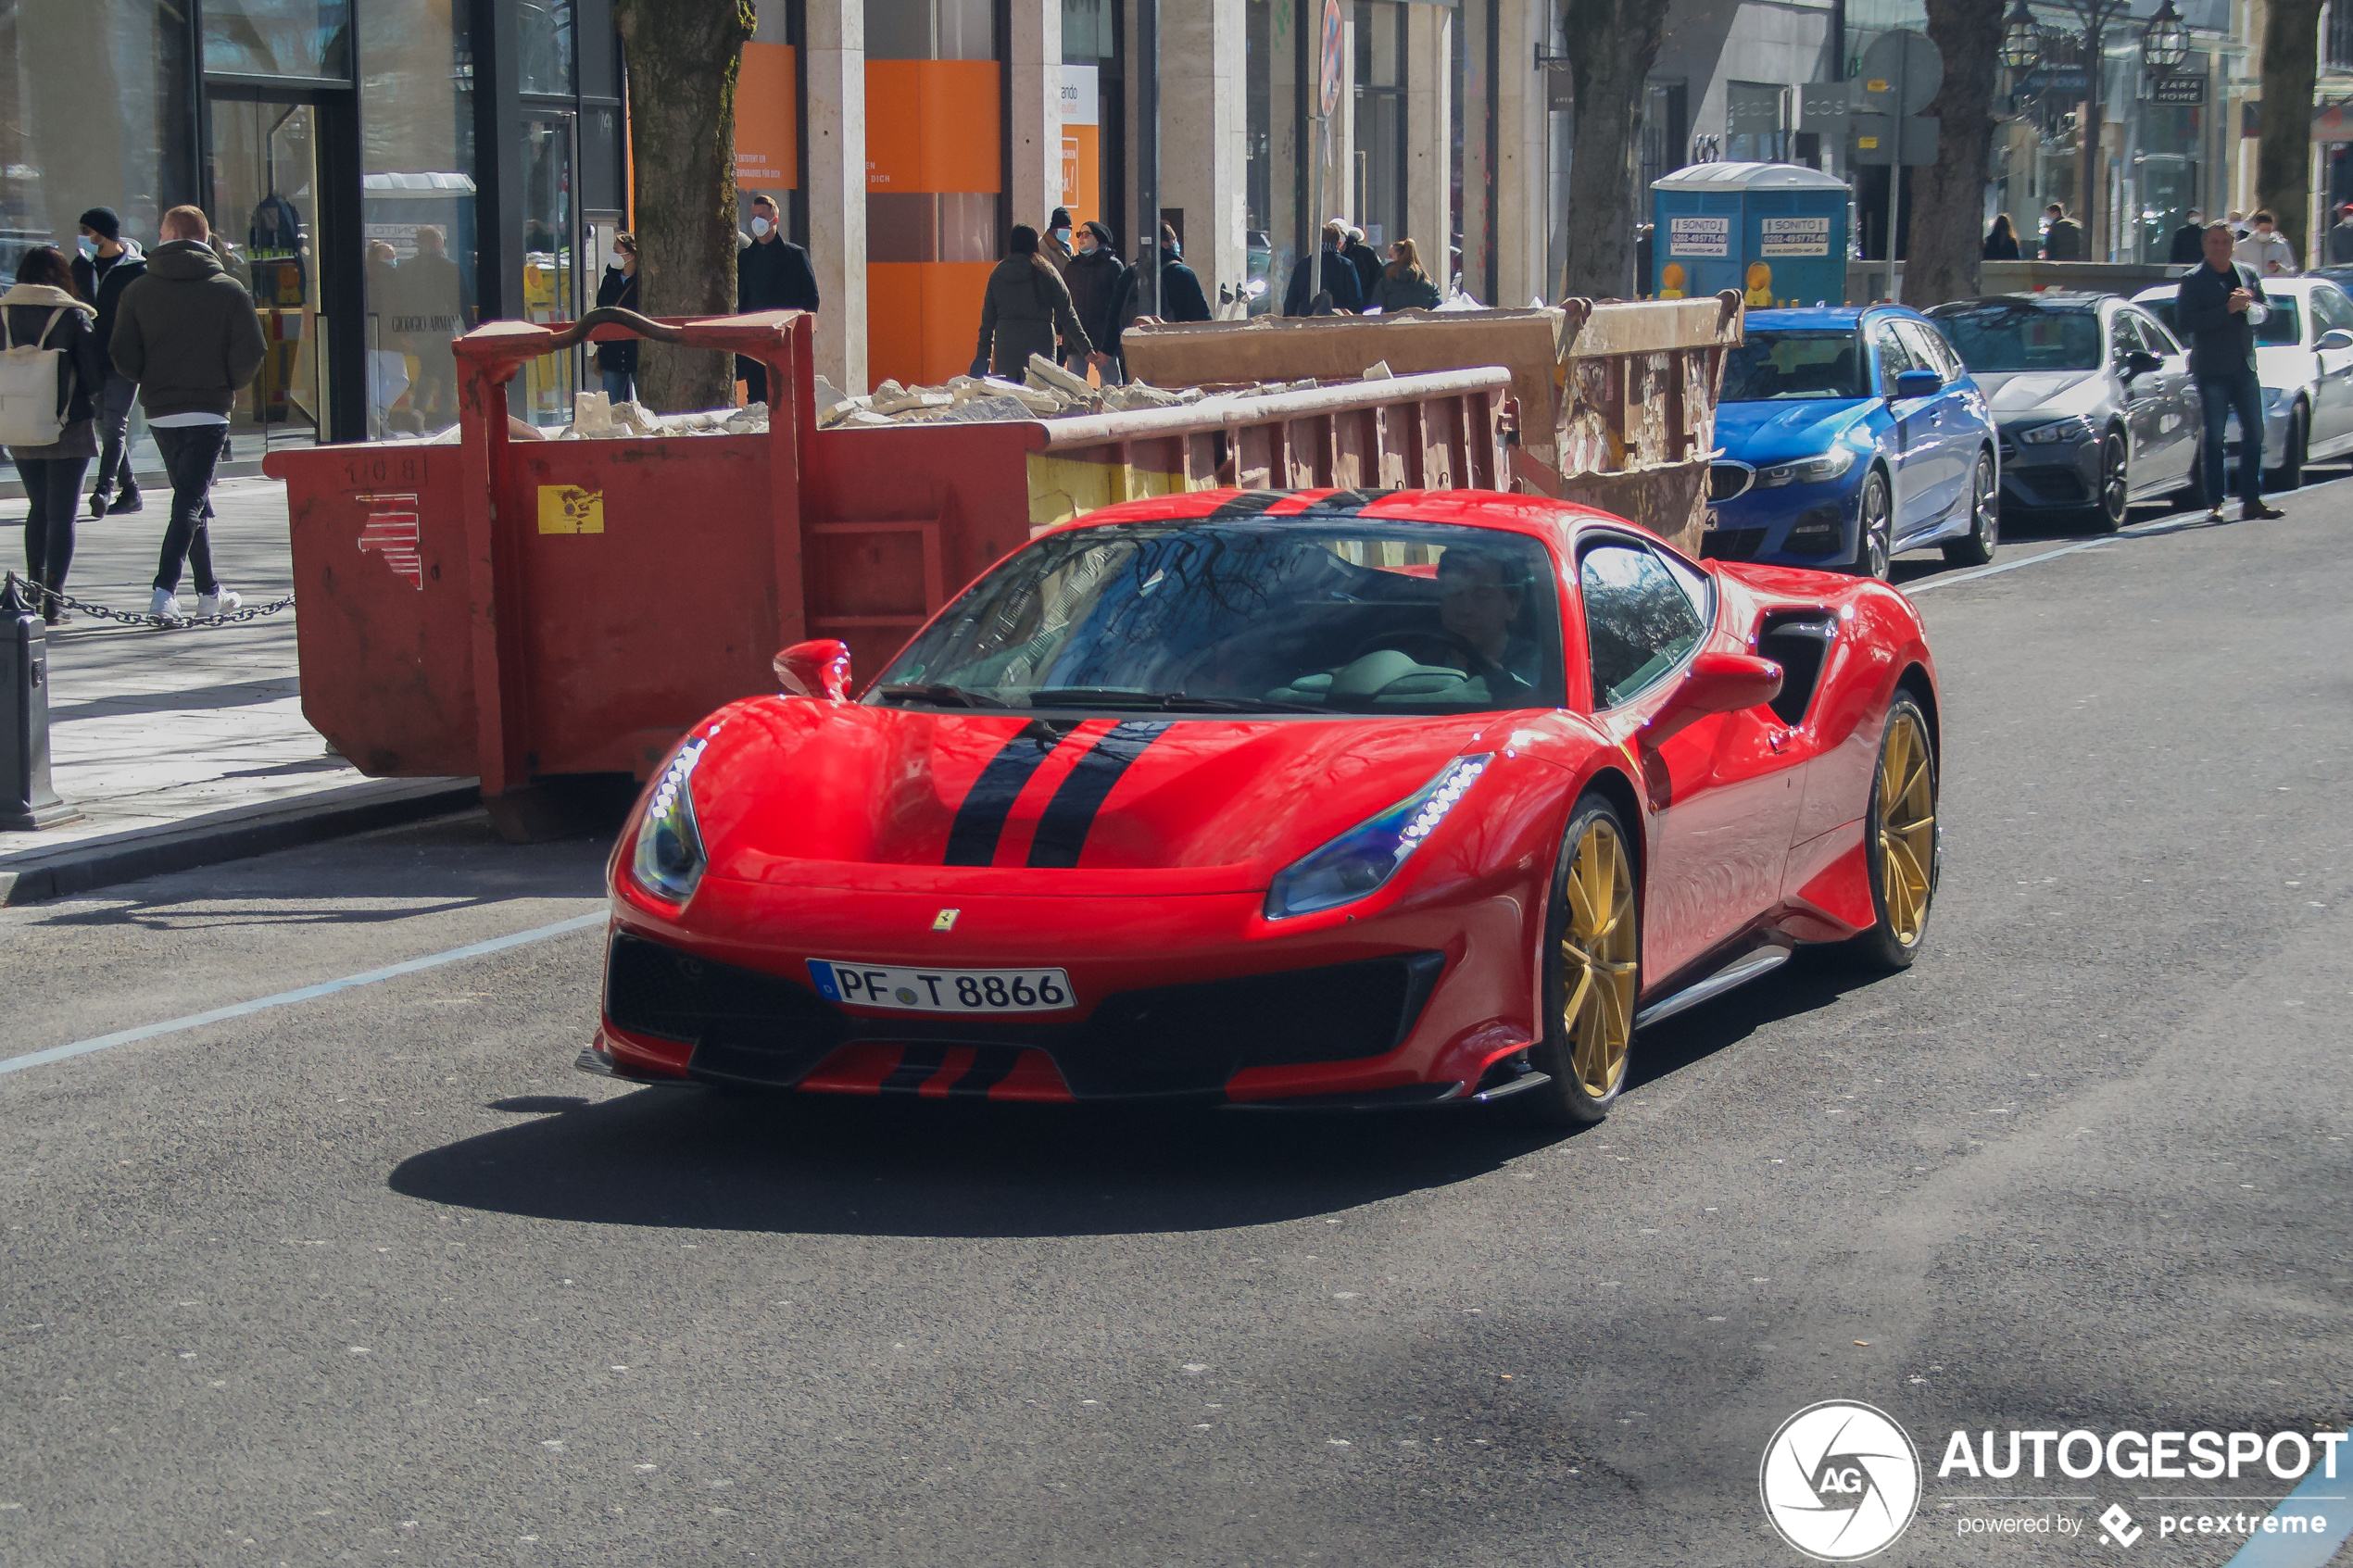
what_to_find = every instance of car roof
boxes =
[1051,487,1670,558]
[1930,292,2111,313]
[1743,305,1938,332]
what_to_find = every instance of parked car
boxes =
[1705,306,2000,578]
[2133,275,2353,488]
[1926,292,2202,529]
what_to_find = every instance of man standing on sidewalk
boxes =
[735,193,818,408]
[107,205,264,620]
[70,207,145,518]
[2180,222,2285,523]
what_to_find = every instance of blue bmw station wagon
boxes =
[1705,306,2001,578]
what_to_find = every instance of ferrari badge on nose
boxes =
[932,909,961,932]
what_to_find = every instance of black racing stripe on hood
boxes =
[944,721,1077,866]
[1026,721,1173,869]
[1206,488,1297,519]
[1304,487,1390,516]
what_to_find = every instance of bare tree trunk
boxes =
[1908,0,2002,306]
[2258,0,2326,259]
[1558,0,1671,300]
[2078,20,2105,260]
[613,0,756,412]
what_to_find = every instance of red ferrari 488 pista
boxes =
[584,487,1939,1124]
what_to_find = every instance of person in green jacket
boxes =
[107,205,265,621]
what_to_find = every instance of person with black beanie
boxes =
[70,206,146,517]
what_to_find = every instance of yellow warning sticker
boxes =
[1857,135,1881,149]
[1867,78,1889,92]
[537,484,604,534]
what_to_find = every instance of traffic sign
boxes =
[1318,0,1345,118]
[1848,113,1942,166]
[1857,29,1942,115]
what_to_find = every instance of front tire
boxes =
[2268,402,2306,491]
[1523,795,1642,1126]
[1848,695,1939,972]
[1850,469,1893,581]
[1942,450,1999,566]
[2081,430,2128,533]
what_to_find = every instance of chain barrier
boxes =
[4,571,295,631]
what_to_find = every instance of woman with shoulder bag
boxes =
[1370,238,1442,313]
[2,247,106,624]
[974,225,1107,380]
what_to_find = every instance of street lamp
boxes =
[2003,0,2043,71]
[2140,0,2190,73]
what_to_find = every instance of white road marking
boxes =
[0,910,606,1078]
[1907,472,2351,596]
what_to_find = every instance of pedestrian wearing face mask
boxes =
[594,232,639,404]
[736,192,819,406]
[69,207,146,518]
[1042,207,1076,278]
[1062,221,1126,374]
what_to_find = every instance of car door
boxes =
[1575,537,1800,990]
[2108,307,2171,491]
[2304,283,2353,453]
[1902,317,1989,520]
[2128,308,2198,483]
[1871,318,1947,537]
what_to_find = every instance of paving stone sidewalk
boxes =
[1,475,472,900]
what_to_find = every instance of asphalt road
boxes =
[2,483,2348,1567]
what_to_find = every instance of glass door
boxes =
[520,110,580,425]
[208,97,329,452]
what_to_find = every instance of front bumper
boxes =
[1702,470,1857,567]
[590,872,1541,1104]
[1994,430,2099,509]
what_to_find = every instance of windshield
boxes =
[871,519,1567,715]
[2143,294,2300,345]
[1722,331,1867,402]
[1934,307,2102,372]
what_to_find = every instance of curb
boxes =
[0,778,481,907]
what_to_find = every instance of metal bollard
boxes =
[1,574,82,831]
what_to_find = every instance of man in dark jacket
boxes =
[1284,223,1364,316]
[2327,203,2353,266]
[736,192,820,405]
[107,205,267,620]
[2169,209,2208,267]
[71,207,146,516]
[1343,225,1384,304]
[1151,226,1213,323]
[2041,203,2082,261]
[2178,222,2284,522]
[1062,221,1126,372]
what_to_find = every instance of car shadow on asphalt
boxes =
[1625,946,1891,1093]
[387,1083,1571,1239]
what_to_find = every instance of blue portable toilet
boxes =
[1651,162,1849,308]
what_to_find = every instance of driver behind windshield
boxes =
[1437,545,1542,702]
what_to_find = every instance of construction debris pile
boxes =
[462,354,1382,443]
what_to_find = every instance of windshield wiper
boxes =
[875,682,1007,709]
[1028,688,1328,714]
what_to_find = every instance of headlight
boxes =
[630,732,714,902]
[2015,415,2095,445]
[1753,448,1857,488]
[1265,755,1490,920]
[1245,278,1268,298]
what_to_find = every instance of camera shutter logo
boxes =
[1759,1400,1921,1561]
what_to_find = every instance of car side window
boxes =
[2108,311,2140,366]
[1579,543,1707,709]
[2312,284,2353,335]
[1872,321,1919,395]
[1894,319,1958,382]
[2133,310,2183,355]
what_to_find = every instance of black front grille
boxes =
[1708,462,1755,502]
[1701,527,1768,562]
[604,932,1445,1098]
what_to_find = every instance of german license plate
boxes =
[807,959,1075,1013]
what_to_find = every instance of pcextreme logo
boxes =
[1760,1400,1924,1562]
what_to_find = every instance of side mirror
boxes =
[2319,328,2353,351]
[774,638,851,701]
[1890,368,1943,401]
[1642,651,1784,746]
[2121,348,2164,379]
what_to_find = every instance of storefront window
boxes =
[204,0,354,79]
[518,0,576,95]
[0,0,193,271]
[360,0,477,435]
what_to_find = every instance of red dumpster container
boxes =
[265,308,1512,837]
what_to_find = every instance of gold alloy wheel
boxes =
[1560,818,1639,1099]
[1876,709,1938,946]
